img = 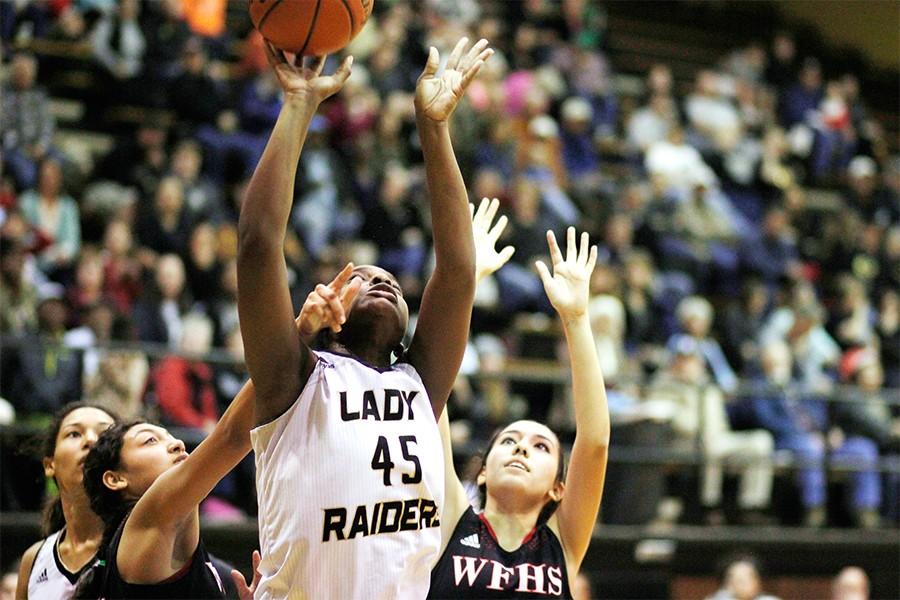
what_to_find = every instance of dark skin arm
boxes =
[236,45,352,425]
[407,38,493,418]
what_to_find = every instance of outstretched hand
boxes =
[295,262,362,344]
[470,197,515,282]
[231,550,261,600]
[415,37,493,122]
[263,41,352,104]
[535,228,597,323]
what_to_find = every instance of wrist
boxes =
[284,92,321,112]
[415,111,450,128]
[560,311,589,330]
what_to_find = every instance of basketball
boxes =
[249,0,374,56]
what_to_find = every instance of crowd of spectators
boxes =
[0,0,897,527]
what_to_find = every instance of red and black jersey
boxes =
[428,507,572,599]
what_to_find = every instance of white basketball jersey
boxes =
[27,529,80,599]
[251,351,445,600]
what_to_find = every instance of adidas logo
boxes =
[35,568,48,584]
[460,533,480,549]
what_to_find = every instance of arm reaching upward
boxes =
[407,38,493,418]
[118,379,257,582]
[536,228,609,572]
[237,45,351,424]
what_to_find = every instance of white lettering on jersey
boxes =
[452,556,489,586]
[515,563,545,594]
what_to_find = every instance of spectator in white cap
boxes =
[559,97,599,187]
[846,155,898,227]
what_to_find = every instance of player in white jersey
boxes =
[16,403,118,600]
[237,37,492,599]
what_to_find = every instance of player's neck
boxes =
[60,494,104,544]
[482,499,542,552]
[330,337,393,368]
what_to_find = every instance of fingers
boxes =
[459,58,487,91]
[497,245,515,265]
[473,197,490,224]
[566,226,576,263]
[586,244,598,273]
[461,38,489,71]
[310,54,327,75]
[315,283,345,331]
[546,230,563,266]
[535,260,553,287]
[251,550,262,584]
[340,278,362,312]
[328,262,355,291]
[484,197,500,226]
[330,55,353,85]
[488,214,508,243]
[263,40,288,67]
[422,46,440,77]
[579,231,589,265]
[447,37,468,71]
[469,202,475,220]
[230,570,250,600]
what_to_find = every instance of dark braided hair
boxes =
[477,425,567,526]
[30,403,120,536]
[73,420,144,599]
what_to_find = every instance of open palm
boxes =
[471,197,515,282]
[415,37,493,122]
[263,41,352,103]
[536,228,598,321]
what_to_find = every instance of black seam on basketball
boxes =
[338,0,355,33]
[255,0,283,32]
[298,0,323,56]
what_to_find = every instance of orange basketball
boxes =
[249,0,373,56]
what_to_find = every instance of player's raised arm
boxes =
[536,228,610,571]
[237,44,351,424]
[407,37,493,418]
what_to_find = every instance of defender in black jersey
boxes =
[430,227,610,597]
[73,380,257,599]
[429,507,572,598]
[96,517,225,599]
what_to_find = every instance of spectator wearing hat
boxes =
[647,336,774,524]
[559,96,600,194]
[845,156,899,228]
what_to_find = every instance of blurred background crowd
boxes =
[0,0,898,535]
